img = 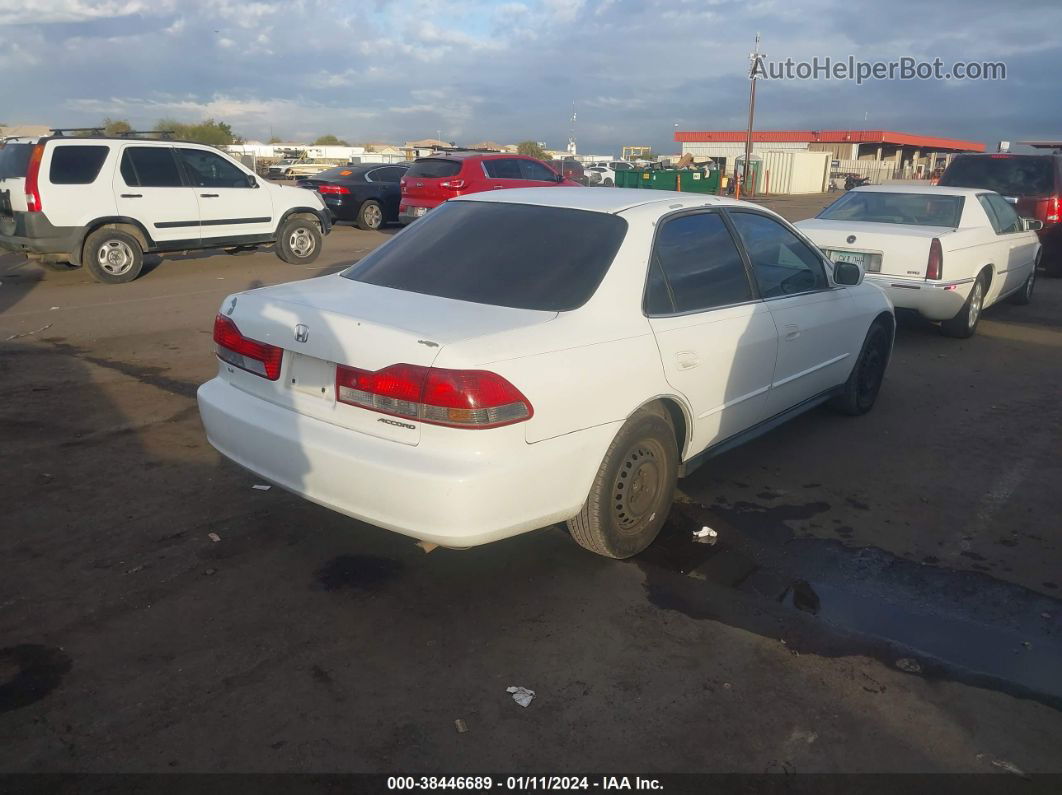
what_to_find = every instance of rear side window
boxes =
[647,212,753,314]
[0,143,33,179]
[406,158,461,178]
[369,166,406,182]
[940,155,1056,197]
[120,147,183,188]
[48,146,109,185]
[343,201,627,311]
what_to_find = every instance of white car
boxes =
[796,186,1041,338]
[0,134,331,283]
[586,165,616,186]
[197,188,893,558]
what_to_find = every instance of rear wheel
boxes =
[275,217,322,264]
[603,178,614,187]
[829,320,891,416]
[567,404,677,559]
[356,200,384,231]
[83,228,144,284]
[1011,266,1035,305]
[940,272,986,338]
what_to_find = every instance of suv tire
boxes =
[84,228,144,284]
[275,217,322,264]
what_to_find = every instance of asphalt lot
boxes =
[1,192,1061,775]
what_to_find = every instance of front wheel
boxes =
[275,217,322,264]
[603,178,614,187]
[829,320,892,416]
[940,272,986,338]
[1010,266,1035,305]
[567,404,678,559]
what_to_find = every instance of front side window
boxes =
[729,211,828,298]
[519,158,558,182]
[120,147,183,188]
[49,146,109,185]
[483,158,523,179]
[646,212,753,315]
[984,193,1023,234]
[177,148,248,188]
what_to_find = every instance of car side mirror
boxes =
[1023,217,1044,231]
[247,174,258,188]
[833,260,864,286]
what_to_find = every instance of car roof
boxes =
[450,186,762,215]
[851,185,991,197]
[415,152,523,162]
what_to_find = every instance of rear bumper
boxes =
[197,377,618,547]
[398,198,441,226]
[0,211,79,257]
[865,274,972,321]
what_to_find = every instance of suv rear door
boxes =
[175,146,274,243]
[940,154,1059,227]
[115,145,200,245]
[0,142,33,221]
[401,158,465,206]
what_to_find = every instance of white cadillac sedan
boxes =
[197,188,893,558]
[796,186,1041,338]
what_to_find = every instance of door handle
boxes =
[200,193,220,198]
[783,324,801,341]
[120,193,142,198]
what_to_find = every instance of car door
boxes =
[365,166,406,219]
[519,157,564,186]
[727,209,863,417]
[481,157,524,190]
[175,146,274,243]
[645,210,778,456]
[980,193,1037,296]
[114,146,200,245]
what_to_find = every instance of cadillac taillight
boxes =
[926,238,943,280]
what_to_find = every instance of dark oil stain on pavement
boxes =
[315,554,403,592]
[0,645,72,713]
[638,499,1062,712]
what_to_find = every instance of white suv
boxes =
[0,134,331,284]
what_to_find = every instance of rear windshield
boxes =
[817,191,964,227]
[49,145,109,185]
[406,158,461,178]
[0,143,32,179]
[940,155,1056,198]
[342,201,628,311]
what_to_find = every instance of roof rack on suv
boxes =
[49,127,105,136]
[430,146,503,154]
[47,128,176,140]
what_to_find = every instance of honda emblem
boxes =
[294,324,309,343]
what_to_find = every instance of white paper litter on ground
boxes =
[692,526,719,544]
[506,686,535,708]
[252,484,271,491]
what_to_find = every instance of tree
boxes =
[103,117,132,136]
[154,118,237,146]
[517,140,547,160]
[314,134,349,146]
[268,136,282,144]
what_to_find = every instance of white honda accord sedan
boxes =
[197,188,894,558]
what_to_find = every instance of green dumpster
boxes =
[648,170,678,190]
[616,169,639,188]
[678,169,720,194]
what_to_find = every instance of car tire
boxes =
[1010,266,1035,305]
[567,403,678,559]
[829,319,892,416]
[603,178,614,187]
[356,200,384,231]
[83,228,144,284]
[940,271,987,338]
[275,217,322,264]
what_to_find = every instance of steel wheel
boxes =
[96,240,136,276]
[287,227,316,258]
[612,439,666,534]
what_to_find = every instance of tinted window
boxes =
[48,146,109,185]
[177,148,248,188]
[0,143,33,179]
[406,158,461,178]
[940,155,1056,197]
[343,201,627,312]
[982,193,1023,234]
[648,213,753,314]
[369,166,406,182]
[121,147,183,187]
[818,191,964,227]
[729,211,828,298]
[519,159,559,182]
[483,158,523,179]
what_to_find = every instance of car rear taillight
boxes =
[926,238,943,280]
[440,179,466,190]
[336,363,532,429]
[1045,196,1060,224]
[213,314,283,380]
[24,143,44,213]
[317,184,350,195]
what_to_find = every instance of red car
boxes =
[399,152,578,224]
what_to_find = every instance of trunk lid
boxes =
[218,274,556,445]
[797,219,942,278]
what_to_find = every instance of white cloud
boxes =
[0,0,174,25]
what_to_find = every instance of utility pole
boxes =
[742,32,763,198]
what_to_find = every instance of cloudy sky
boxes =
[2,0,1060,152]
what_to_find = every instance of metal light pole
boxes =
[742,33,763,198]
